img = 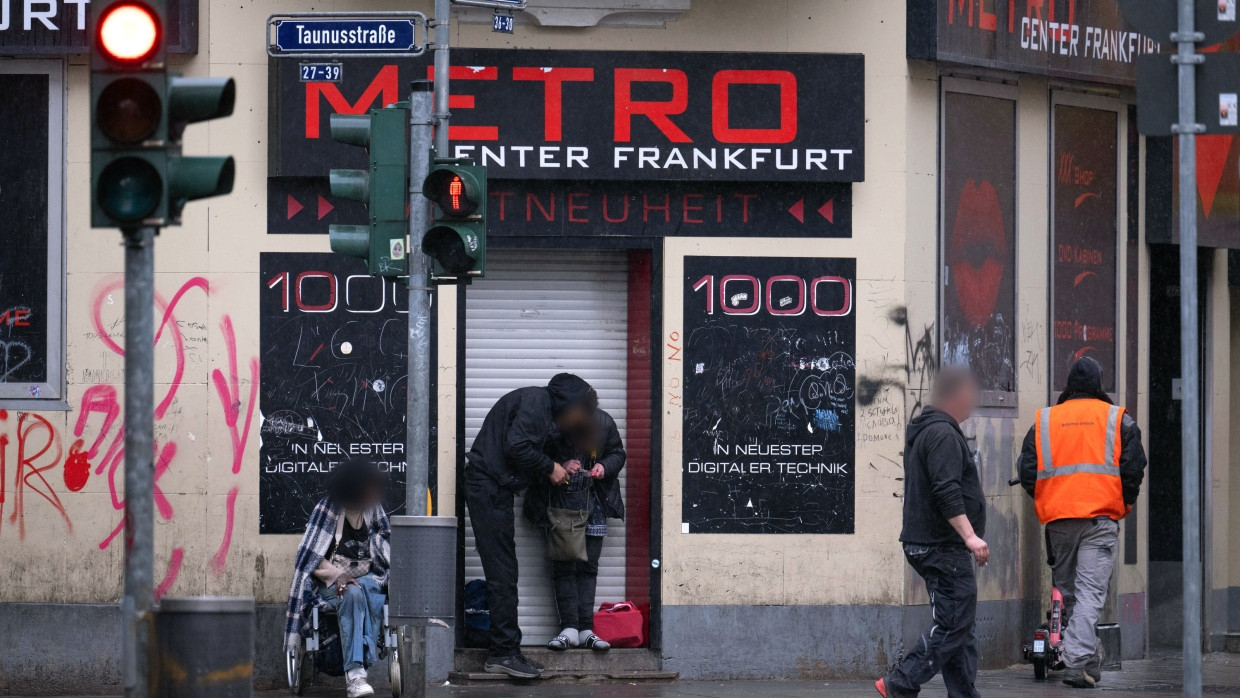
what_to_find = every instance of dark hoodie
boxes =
[466,373,598,492]
[900,407,986,548]
[1018,357,1146,507]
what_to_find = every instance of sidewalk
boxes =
[275,653,1240,697]
[20,653,1240,697]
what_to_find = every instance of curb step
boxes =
[448,670,679,684]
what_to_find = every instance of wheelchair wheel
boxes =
[286,648,304,695]
[389,645,402,697]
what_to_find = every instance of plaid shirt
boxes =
[284,497,391,651]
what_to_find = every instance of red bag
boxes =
[593,602,645,648]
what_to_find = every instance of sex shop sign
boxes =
[908,0,1161,84]
[269,48,865,184]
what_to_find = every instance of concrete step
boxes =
[1225,633,1240,654]
[448,670,679,685]
[455,647,662,673]
[452,648,673,684]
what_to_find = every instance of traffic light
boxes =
[91,0,236,229]
[328,104,410,277]
[421,159,487,279]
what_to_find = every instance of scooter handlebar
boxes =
[1008,477,1021,487]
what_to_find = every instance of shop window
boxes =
[940,80,1018,405]
[1051,98,1120,396]
[0,61,66,408]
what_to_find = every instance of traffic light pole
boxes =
[1174,0,1202,694]
[121,225,157,698]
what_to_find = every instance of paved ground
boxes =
[20,653,1240,697]
[279,653,1240,697]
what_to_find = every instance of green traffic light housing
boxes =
[421,159,487,280]
[326,105,410,277]
[90,0,237,230]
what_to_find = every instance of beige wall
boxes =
[1,0,1196,618]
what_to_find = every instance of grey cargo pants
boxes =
[1046,517,1119,670]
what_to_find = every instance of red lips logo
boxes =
[951,179,1008,328]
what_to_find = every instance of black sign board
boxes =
[1117,0,1240,47]
[1053,105,1119,393]
[0,0,198,55]
[908,0,1161,84]
[681,256,856,534]
[1146,135,1240,249]
[269,49,865,182]
[258,252,414,534]
[0,73,50,391]
[1137,52,1240,136]
[270,176,851,239]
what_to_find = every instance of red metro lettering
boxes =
[305,65,399,139]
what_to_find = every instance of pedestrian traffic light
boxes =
[421,159,486,279]
[91,0,236,229]
[327,104,410,277]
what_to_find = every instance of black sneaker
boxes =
[518,653,545,671]
[484,654,542,679]
[1062,668,1096,689]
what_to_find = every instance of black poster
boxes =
[0,74,50,388]
[259,252,412,534]
[941,92,1017,394]
[908,0,1160,84]
[1053,105,1118,393]
[681,256,856,534]
[269,49,864,183]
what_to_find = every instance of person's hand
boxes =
[549,462,569,485]
[965,535,990,567]
[589,464,605,479]
[333,577,359,595]
[564,459,583,475]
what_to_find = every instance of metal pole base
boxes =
[398,624,427,698]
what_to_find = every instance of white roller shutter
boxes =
[464,250,629,645]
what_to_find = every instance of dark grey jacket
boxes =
[523,410,626,526]
[899,407,986,548]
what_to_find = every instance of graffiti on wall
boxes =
[0,275,259,597]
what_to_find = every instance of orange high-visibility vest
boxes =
[1033,398,1128,524]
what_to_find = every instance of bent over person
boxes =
[877,367,987,698]
[1018,357,1146,689]
[465,373,598,679]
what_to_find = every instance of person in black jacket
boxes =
[464,373,598,679]
[524,409,626,652]
[878,367,987,698]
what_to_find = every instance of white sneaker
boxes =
[346,673,374,697]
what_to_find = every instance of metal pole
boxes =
[121,226,156,698]
[1175,0,1202,694]
[402,79,436,698]
[433,0,451,156]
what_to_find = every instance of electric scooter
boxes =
[1009,477,1066,680]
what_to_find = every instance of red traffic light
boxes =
[98,2,161,64]
[423,167,481,217]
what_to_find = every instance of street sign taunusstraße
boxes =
[268,13,427,57]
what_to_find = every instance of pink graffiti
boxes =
[0,274,259,586]
[211,317,259,476]
[212,486,240,574]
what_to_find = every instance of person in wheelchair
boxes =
[286,458,392,698]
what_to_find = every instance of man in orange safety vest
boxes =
[1018,357,1146,689]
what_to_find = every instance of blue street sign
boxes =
[274,19,419,54]
[493,13,515,33]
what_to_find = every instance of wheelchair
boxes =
[286,591,402,696]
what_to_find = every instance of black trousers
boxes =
[550,534,604,630]
[885,545,980,698]
[464,468,521,657]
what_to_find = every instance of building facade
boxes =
[1,0,1238,690]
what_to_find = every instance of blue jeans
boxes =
[318,574,386,671]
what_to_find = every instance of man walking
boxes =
[464,373,598,679]
[877,368,988,698]
[1018,357,1146,688]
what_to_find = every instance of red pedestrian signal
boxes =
[97,3,161,64]
[424,166,481,217]
[449,175,464,213]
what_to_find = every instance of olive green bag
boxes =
[545,507,589,562]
